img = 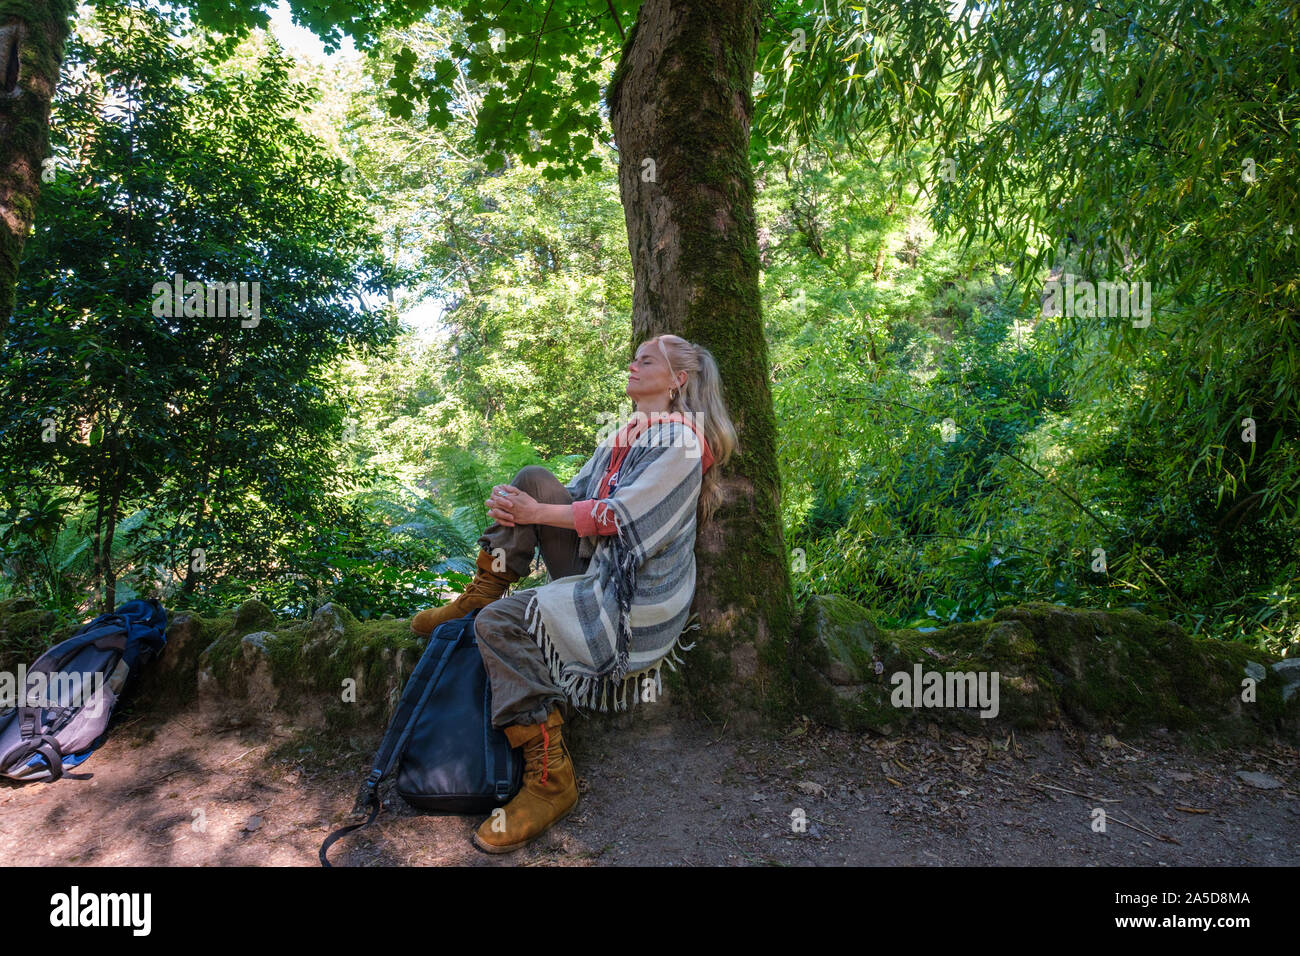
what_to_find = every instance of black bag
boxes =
[0,598,167,781]
[319,608,523,866]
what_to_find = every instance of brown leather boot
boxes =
[410,548,520,638]
[472,708,578,853]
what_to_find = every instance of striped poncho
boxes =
[523,412,713,714]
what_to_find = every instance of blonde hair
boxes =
[649,334,739,525]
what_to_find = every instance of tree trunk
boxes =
[101,460,123,613]
[0,0,75,341]
[607,0,795,727]
[183,343,231,595]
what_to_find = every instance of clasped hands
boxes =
[485,484,540,527]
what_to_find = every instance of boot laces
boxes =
[463,566,510,601]
[538,722,549,785]
[463,577,500,600]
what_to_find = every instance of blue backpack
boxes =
[319,608,524,866]
[0,598,167,781]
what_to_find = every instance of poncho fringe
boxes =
[523,588,701,715]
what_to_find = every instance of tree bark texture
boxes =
[0,0,74,341]
[606,0,796,726]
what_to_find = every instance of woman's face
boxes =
[626,340,683,405]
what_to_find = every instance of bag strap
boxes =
[473,632,514,803]
[1,734,66,781]
[319,611,478,867]
[318,644,453,867]
[367,629,461,786]
[317,793,380,866]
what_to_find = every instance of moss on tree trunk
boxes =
[607,0,795,728]
[0,0,74,340]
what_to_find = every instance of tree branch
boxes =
[604,0,625,42]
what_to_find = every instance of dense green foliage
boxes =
[0,1,397,614]
[756,1,1300,631]
[765,139,1297,651]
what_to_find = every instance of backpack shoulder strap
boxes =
[319,610,480,867]
[0,734,66,782]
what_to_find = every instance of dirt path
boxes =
[2,703,1296,866]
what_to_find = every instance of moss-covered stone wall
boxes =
[3,593,1296,747]
[792,593,1300,746]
